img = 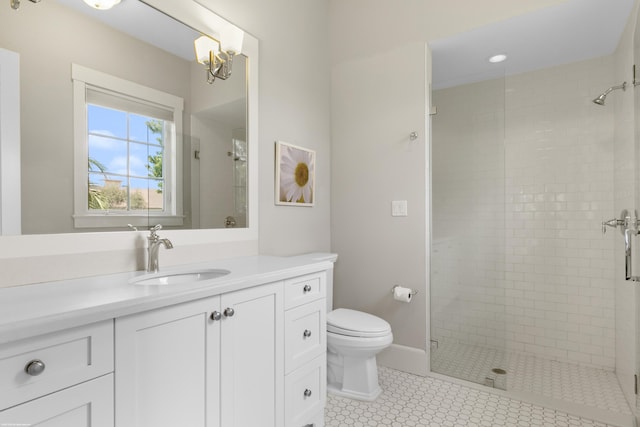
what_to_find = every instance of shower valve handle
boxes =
[602,210,630,235]
[602,218,624,234]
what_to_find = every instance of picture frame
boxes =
[275,141,315,206]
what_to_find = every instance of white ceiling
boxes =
[430,0,635,89]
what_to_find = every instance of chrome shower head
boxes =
[592,82,627,106]
[592,94,607,105]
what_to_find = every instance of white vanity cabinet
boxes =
[0,257,333,427]
[115,281,284,427]
[0,321,114,427]
[284,272,327,427]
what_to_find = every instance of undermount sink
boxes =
[130,269,231,286]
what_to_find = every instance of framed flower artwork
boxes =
[275,141,315,206]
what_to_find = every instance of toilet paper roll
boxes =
[393,286,413,303]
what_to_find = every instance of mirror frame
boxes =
[0,48,20,236]
[0,0,258,258]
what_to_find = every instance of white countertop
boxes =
[0,254,336,345]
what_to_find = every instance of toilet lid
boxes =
[327,308,391,338]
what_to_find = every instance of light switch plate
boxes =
[391,200,408,217]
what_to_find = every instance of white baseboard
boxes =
[377,344,428,376]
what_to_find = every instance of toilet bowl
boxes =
[326,308,393,401]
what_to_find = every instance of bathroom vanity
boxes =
[0,255,330,427]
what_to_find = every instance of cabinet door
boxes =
[0,374,113,427]
[220,282,284,427]
[115,297,221,427]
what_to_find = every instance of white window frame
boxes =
[72,64,184,229]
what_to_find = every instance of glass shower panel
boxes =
[634,3,640,414]
[431,53,626,413]
[232,135,247,228]
[430,74,507,388]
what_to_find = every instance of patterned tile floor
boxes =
[324,367,620,426]
[430,341,631,415]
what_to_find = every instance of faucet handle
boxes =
[149,224,162,238]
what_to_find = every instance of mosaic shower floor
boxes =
[324,366,625,426]
[430,341,631,416]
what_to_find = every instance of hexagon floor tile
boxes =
[325,366,621,427]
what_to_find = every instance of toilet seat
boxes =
[327,308,391,338]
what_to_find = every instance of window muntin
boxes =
[87,104,167,213]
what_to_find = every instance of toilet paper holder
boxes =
[391,285,418,296]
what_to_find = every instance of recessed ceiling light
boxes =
[488,54,507,63]
[82,0,121,10]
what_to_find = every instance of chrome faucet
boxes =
[147,224,173,273]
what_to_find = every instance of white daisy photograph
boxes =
[275,141,315,206]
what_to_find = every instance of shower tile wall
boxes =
[432,55,617,370]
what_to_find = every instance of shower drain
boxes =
[485,368,508,390]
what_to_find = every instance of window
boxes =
[72,64,184,228]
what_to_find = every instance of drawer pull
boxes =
[303,329,312,338]
[303,284,312,293]
[303,388,312,397]
[304,424,315,427]
[24,359,46,376]
[224,307,235,317]
[210,311,222,321]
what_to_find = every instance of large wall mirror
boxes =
[0,0,258,235]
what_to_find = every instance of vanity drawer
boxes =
[299,410,325,427]
[285,299,326,374]
[0,320,114,411]
[0,374,114,427]
[285,354,326,427]
[284,272,325,309]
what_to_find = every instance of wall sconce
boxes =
[10,0,41,11]
[194,35,232,84]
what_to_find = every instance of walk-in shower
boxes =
[429,1,637,425]
[431,66,633,423]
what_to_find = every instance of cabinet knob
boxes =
[224,307,235,317]
[303,329,312,338]
[303,388,312,397]
[210,311,222,321]
[25,359,45,376]
[303,284,312,293]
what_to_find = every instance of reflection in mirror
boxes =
[0,0,248,234]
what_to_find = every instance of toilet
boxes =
[326,308,393,401]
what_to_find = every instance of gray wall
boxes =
[331,43,428,354]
